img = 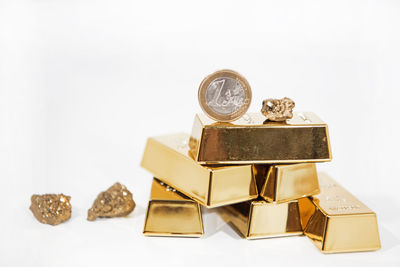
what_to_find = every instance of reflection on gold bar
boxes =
[219,199,303,239]
[299,173,381,253]
[141,133,258,208]
[189,113,332,164]
[143,178,204,237]
[255,163,320,203]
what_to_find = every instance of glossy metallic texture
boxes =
[143,178,204,237]
[141,133,258,208]
[189,112,332,164]
[254,163,320,203]
[220,199,303,239]
[299,173,381,253]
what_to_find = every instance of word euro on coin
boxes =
[198,70,252,122]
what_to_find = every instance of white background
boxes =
[1,0,400,266]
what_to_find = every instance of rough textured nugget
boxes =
[141,133,258,208]
[254,163,320,203]
[87,182,135,221]
[219,199,303,239]
[143,178,204,237]
[299,173,381,253]
[29,194,71,226]
[189,112,331,164]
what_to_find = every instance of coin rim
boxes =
[198,69,252,122]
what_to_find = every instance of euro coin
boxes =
[198,69,252,122]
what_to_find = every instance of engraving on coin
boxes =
[198,70,251,122]
[205,77,245,115]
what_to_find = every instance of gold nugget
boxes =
[261,97,295,121]
[87,182,135,221]
[30,194,72,226]
[299,173,381,253]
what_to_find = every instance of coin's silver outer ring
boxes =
[198,69,252,122]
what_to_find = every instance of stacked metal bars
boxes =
[141,112,380,253]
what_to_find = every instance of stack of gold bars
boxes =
[140,70,381,254]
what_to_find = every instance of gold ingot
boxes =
[219,199,303,239]
[189,112,332,164]
[299,173,381,253]
[255,163,320,203]
[141,133,258,208]
[143,178,204,237]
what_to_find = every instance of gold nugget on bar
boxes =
[189,112,332,164]
[299,173,381,253]
[261,97,295,122]
[219,199,303,239]
[254,163,320,203]
[143,178,204,237]
[141,133,258,208]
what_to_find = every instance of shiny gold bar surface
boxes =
[143,178,204,237]
[219,199,303,239]
[141,133,258,208]
[255,163,320,203]
[299,173,381,253]
[189,112,332,164]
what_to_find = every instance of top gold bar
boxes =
[189,112,332,164]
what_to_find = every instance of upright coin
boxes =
[198,69,252,122]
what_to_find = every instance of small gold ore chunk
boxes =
[87,182,135,221]
[261,97,295,121]
[29,194,72,225]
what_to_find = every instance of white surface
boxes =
[1,0,400,266]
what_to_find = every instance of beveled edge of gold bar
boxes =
[143,199,204,238]
[190,112,332,164]
[154,163,257,208]
[247,200,303,239]
[300,173,381,253]
[306,213,381,254]
[220,199,303,240]
[141,134,258,208]
[143,201,204,237]
[143,179,204,238]
[323,218,380,253]
[206,164,258,208]
[218,202,251,239]
[261,165,278,203]
[260,163,320,203]
[141,133,211,207]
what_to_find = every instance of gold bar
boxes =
[143,178,204,237]
[219,199,303,239]
[189,112,332,164]
[141,133,258,208]
[255,163,320,203]
[299,173,381,253]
